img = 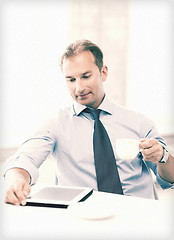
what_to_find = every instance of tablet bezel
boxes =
[26,185,93,207]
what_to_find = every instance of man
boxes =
[3,40,174,205]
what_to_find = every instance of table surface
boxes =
[1,184,173,240]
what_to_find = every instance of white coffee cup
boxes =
[115,138,140,160]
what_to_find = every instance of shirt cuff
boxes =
[156,171,174,189]
[3,156,39,185]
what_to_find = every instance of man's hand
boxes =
[139,138,164,163]
[4,168,31,206]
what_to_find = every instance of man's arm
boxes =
[139,138,174,183]
[4,168,31,206]
[157,154,174,183]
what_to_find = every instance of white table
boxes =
[1,186,173,240]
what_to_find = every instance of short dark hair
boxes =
[60,39,103,72]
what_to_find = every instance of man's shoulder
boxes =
[110,102,156,138]
[57,105,74,117]
[34,106,74,135]
[39,105,73,127]
[111,101,144,119]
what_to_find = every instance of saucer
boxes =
[68,201,116,220]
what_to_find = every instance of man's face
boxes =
[62,51,108,109]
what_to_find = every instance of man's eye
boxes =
[69,78,76,82]
[82,75,91,79]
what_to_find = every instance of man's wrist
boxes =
[159,148,169,163]
[5,168,31,184]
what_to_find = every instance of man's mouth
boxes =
[77,92,91,99]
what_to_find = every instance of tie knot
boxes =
[91,109,101,120]
[83,108,101,120]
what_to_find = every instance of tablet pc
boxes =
[26,185,93,208]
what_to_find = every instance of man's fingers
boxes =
[5,189,20,205]
[139,138,156,149]
[141,145,157,156]
[13,182,26,203]
[139,138,164,162]
[22,184,31,205]
[4,180,30,206]
[23,183,31,197]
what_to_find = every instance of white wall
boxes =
[127,0,174,136]
[1,0,69,147]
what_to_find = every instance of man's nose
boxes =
[75,79,85,94]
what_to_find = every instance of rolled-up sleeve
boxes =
[3,115,58,185]
[3,155,39,185]
[146,160,174,189]
[156,170,174,189]
[142,122,174,190]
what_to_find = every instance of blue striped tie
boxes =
[90,109,123,194]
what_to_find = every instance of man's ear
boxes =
[101,65,108,82]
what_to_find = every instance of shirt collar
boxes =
[73,95,113,116]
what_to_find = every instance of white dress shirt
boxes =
[4,96,173,199]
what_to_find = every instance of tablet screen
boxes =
[26,186,93,208]
[30,187,85,202]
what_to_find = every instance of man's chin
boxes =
[77,99,90,106]
[76,94,91,105]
